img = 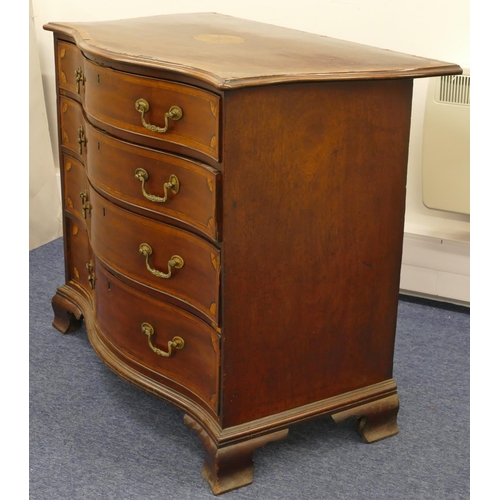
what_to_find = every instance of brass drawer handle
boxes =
[135,98,183,133]
[139,243,184,279]
[141,322,185,358]
[134,168,180,203]
[79,190,91,219]
[77,125,87,155]
[75,67,84,93]
[86,260,95,290]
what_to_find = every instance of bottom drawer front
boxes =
[95,261,220,413]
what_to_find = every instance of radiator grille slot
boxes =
[437,75,470,105]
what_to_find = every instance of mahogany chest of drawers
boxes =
[44,13,461,495]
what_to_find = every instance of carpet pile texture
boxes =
[30,238,469,499]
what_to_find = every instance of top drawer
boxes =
[56,41,221,160]
[57,41,86,98]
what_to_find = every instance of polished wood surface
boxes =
[61,92,220,239]
[64,217,93,296]
[86,124,220,241]
[59,96,86,160]
[45,12,462,496]
[45,13,461,89]
[62,155,87,224]
[90,188,221,324]
[57,40,85,99]
[83,58,220,159]
[221,78,411,426]
[95,262,220,413]
[331,391,400,443]
[184,414,288,495]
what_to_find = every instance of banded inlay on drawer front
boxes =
[90,188,221,324]
[94,261,220,414]
[59,96,87,159]
[65,217,95,294]
[62,154,91,223]
[86,125,220,241]
[83,59,220,160]
[57,41,85,98]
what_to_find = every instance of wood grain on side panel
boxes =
[220,80,413,427]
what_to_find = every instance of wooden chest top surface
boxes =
[44,12,461,88]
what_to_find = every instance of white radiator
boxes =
[422,70,470,215]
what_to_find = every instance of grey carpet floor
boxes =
[30,238,469,499]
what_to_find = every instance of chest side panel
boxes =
[221,79,413,427]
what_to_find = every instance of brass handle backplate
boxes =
[139,243,184,279]
[134,168,180,203]
[77,125,87,155]
[79,190,91,219]
[141,322,185,357]
[75,67,84,93]
[86,260,95,290]
[134,98,183,133]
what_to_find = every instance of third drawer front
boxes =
[90,187,221,325]
[63,154,89,225]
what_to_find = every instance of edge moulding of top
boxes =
[43,13,463,90]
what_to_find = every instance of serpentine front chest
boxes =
[44,13,461,495]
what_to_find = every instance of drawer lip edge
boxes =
[98,324,220,415]
[82,58,220,160]
[53,284,223,447]
[84,108,220,161]
[94,263,220,415]
[90,182,221,243]
[94,253,221,327]
[46,26,227,89]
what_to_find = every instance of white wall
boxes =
[31,0,470,303]
[29,0,63,250]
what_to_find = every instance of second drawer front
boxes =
[90,188,221,324]
[59,96,87,160]
[95,261,220,414]
[86,125,220,241]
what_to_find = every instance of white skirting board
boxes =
[400,233,470,306]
